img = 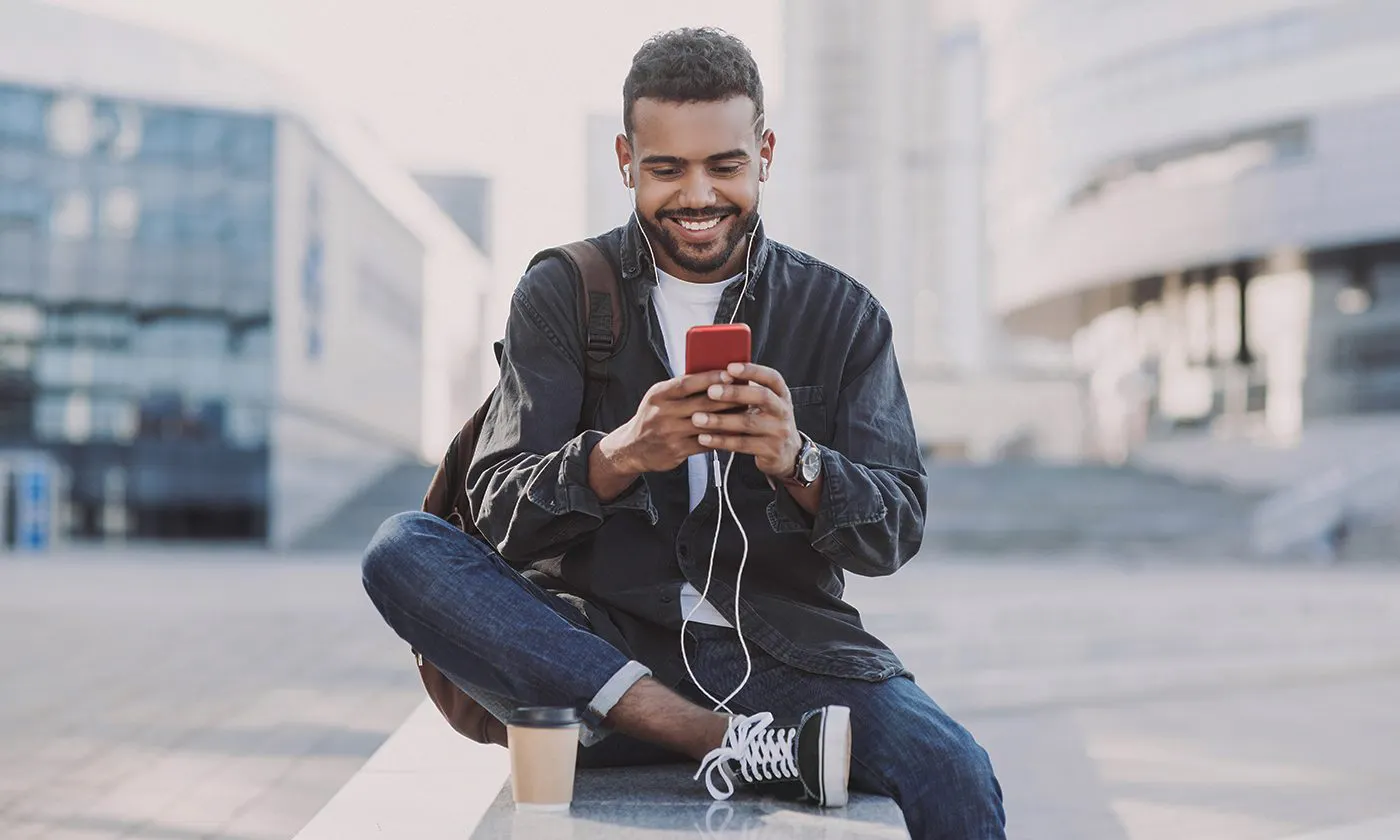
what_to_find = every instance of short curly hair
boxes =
[623,27,765,139]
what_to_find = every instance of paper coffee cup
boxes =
[506,707,581,812]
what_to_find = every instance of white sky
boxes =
[49,0,785,284]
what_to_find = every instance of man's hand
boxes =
[589,371,738,501]
[690,363,802,480]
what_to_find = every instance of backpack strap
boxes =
[527,240,623,427]
[557,240,622,361]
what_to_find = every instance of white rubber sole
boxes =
[819,704,852,808]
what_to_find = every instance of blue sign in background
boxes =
[15,462,52,552]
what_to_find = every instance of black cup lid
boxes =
[508,706,581,727]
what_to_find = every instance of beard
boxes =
[638,203,759,277]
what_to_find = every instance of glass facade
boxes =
[0,82,274,540]
[1071,244,1400,457]
[978,0,1400,460]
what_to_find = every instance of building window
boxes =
[0,85,51,148]
[225,119,274,178]
[139,109,186,162]
[101,188,141,239]
[50,191,94,240]
[93,101,143,162]
[45,95,96,157]
[1212,277,1243,361]
[188,113,226,166]
[0,180,49,233]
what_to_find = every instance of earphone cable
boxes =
[628,165,763,713]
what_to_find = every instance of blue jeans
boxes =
[362,512,1006,840]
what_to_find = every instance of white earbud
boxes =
[622,166,633,189]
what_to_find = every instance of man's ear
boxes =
[615,133,633,188]
[759,129,776,181]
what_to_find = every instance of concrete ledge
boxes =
[471,764,909,839]
[298,700,909,839]
[294,701,510,839]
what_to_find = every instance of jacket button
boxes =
[678,545,690,559]
[661,593,674,603]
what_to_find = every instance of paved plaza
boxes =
[2,547,1398,839]
[849,557,1400,839]
[0,548,425,840]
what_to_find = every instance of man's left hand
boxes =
[691,363,801,480]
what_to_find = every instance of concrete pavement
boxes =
[845,558,1400,839]
[3,547,1398,839]
[0,548,424,840]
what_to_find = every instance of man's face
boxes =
[617,97,774,282]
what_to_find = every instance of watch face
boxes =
[800,443,821,482]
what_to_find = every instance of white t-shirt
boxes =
[653,267,739,628]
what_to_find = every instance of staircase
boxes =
[291,461,438,553]
[921,462,1264,556]
[293,460,1272,558]
[1332,509,1400,561]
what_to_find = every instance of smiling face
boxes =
[617,96,774,283]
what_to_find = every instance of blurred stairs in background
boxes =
[1330,509,1400,561]
[293,459,1374,560]
[920,462,1265,556]
[291,461,437,553]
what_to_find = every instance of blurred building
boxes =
[0,0,491,546]
[978,0,1400,454]
[780,0,944,368]
[777,0,1086,461]
[414,172,492,256]
[585,112,634,235]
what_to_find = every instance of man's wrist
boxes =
[589,431,640,503]
[785,475,824,516]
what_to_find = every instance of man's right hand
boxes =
[589,370,738,502]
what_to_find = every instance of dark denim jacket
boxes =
[467,219,927,686]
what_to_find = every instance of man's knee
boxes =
[902,717,1004,835]
[864,701,1002,834]
[933,721,998,793]
[361,511,452,607]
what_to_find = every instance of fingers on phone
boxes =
[708,381,769,405]
[679,370,727,395]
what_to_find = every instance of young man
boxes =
[362,28,1005,839]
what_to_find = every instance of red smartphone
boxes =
[685,323,751,376]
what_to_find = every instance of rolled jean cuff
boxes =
[579,659,652,747]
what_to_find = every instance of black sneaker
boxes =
[695,705,851,807]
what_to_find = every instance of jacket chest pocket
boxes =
[789,385,828,443]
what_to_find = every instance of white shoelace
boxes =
[695,712,799,801]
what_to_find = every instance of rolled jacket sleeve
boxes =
[467,262,656,567]
[767,298,928,577]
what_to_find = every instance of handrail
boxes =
[1250,444,1400,555]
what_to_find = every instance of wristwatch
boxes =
[786,432,822,488]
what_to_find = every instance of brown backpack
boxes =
[416,239,622,744]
